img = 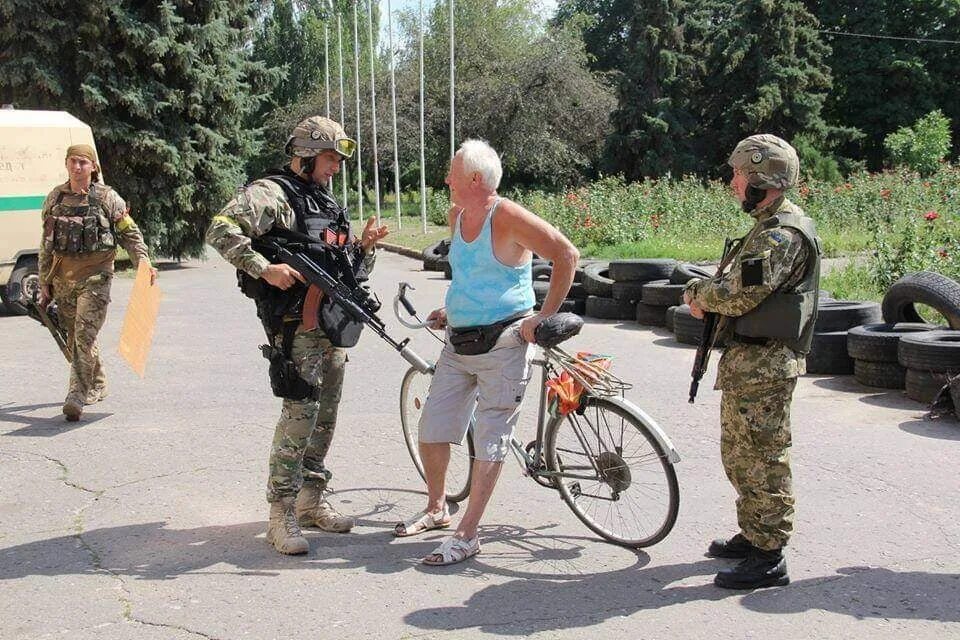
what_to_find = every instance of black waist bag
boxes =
[449,318,516,356]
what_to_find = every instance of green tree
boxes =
[602,0,702,180]
[391,0,615,189]
[804,0,960,168]
[0,0,277,258]
[693,0,836,176]
[884,109,952,176]
[553,0,637,72]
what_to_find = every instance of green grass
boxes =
[380,216,449,252]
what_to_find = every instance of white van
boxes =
[0,108,99,314]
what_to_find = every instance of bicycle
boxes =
[394,283,681,548]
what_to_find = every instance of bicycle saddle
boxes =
[534,312,583,349]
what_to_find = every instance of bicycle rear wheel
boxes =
[399,366,474,502]
[545,396,679,547]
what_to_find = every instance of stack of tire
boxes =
[421,239,451,278]
[532,260,590,315]
[807,300,882,374]
[882,271,960,404]
[847,323,940,389]
[662,264,714,339]
[582,259,676,322]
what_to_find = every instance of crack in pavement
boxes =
[129,617,225,640]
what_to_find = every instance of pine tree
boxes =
[603,0,701,180]
[0,0,277,258]
[804,0,960,167]
[694,0,834,175]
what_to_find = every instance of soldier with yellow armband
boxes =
[37,144,157,422]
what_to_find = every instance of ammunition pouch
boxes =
[320,297,364,348]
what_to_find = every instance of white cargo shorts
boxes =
[419,320,534,461]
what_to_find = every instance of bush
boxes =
[793,134,843,184]
[884,110,952,177]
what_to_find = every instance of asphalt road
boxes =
[1,250,958,640]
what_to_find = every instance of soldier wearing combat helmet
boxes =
[683,133,821,589]
[206,116,388,555]
[37,144,157,422]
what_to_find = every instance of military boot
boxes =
[62,393,84,422]
[706,532,756,559]
[266,498,309,555]
[85,383,108,405]
[714,547,789,590]
[295,483,354,533]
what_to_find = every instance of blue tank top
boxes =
[445,198,535,328]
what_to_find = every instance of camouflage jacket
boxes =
[205,175,375,280]
[38,181,149,286]
[685,197,810,390]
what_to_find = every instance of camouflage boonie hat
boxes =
[728,134,799,190]
[285,116,357,159]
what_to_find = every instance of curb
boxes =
[379,241,423,261]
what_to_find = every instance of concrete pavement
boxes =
[1,250,958,639]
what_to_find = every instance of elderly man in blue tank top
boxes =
[394,139,579,565]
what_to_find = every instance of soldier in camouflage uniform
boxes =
[684,134,821,589]
[206,116,388,555]
[37,144,156,422]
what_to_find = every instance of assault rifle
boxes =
[253,231,431,373]
[8,282,71,361]
[688,237,741,403]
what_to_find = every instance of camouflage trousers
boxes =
[52,273,111,400]
[719,378,796,551]
[266,326,346,503]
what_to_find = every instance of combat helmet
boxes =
[284,116,357,159]
[728,134,799,190]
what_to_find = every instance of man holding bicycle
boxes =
[394,139,579,565]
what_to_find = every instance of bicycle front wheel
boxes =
[545,397,679,547]
[399,366,474,503]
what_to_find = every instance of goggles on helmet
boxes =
[287,136,357,159]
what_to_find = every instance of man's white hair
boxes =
[457,138,502,190]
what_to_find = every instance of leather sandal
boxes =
[422,534,481,566]
[393,508,451,537]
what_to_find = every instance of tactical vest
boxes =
[44,183,117,255]
[237,169,367,341]
[732,212,822,354]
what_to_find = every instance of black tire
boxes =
[573,265,586,283]
[582,263,614,298]
[636,302,669,326]
[815,300,882,332]
[846,322,941,363]
[673,305,705,345]
[905,368,952,404]
[612,280,647,304]
[442,261,453,280]
[882,271,960,329]
[853,359,906,389]
[669,263,714,285]
[544,396,679,547]
[567,282,588,300]
[558,298,586,315]
[897,331,960,372]
[2,258,40,315]
[421,240,449,272]
[608,258,677,283]
[400,367,473,502]
[641,279,686,307]
[585,295,636,320]
[532,263,553,281]
[805,331,854,375]
[665,305,678,333]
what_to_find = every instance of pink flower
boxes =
[924,211,939,221]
